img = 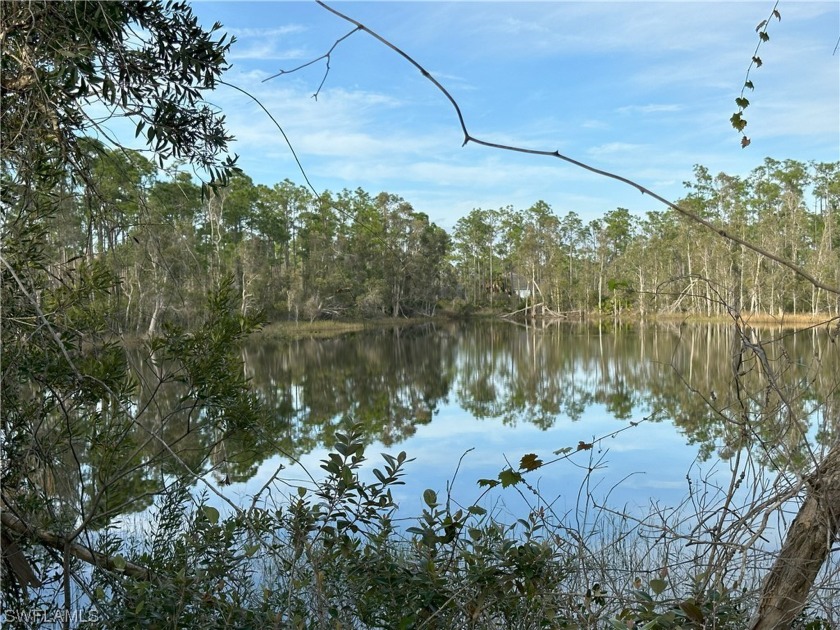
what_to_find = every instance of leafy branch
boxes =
[731,1,781,148]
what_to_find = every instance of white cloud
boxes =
[588,142,648,157]
[461,2,759,57]
[226,23,311,61]
[184,0,837,232]
[230,44,309,61]
[616,104,684,115]
[227,25,306,38]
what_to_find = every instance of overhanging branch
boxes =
[313,1,840,297]
[1,511,153,581]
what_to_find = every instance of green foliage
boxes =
[94,430,580,627]
[612,576,751,629]
[2,1,838,626]
[1,0,237,181]
[0,0,260,611]
[149,276,264,432]
[80,429,840,628]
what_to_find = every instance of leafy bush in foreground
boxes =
[82,424,812,630]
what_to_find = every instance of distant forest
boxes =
[48,141,839,333]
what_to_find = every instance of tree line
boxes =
[453,159,840,319]
[49,144,839,332]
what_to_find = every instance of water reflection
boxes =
[237,321,838,464]
[117,321,839,523]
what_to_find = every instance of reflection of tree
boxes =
[632,323,839,469]
[454,321,839,469]
[241,324,458,457]
[86,321,839,527]
[455,322,647,427]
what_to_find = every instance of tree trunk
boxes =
[147,295,163,337]
[749,442,840,629]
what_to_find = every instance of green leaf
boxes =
[649,578,667,595]
[112,555,127,572]
[477,478,499,488]
[759,31,769,42]
[744,80,754,90]
[730,113,747,132]
[519,453,543,471]
[741,136,751,148]
[499,469,523,488]
[244,543,260,557]
[423,488,438,507]
[735,97,750,109]
[468,505,487,516]
[752,55,763,68]
[202,505,220,524]
[773,9,781,20]
[679,600,705,623]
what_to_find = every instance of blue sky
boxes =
[189,1,839,230]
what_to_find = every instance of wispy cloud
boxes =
[582,119,610,130]
[227,24,310,60]
[230,44,309,61]
[616,104,684,115]
[227,26,306,38]
[587,142,647,157]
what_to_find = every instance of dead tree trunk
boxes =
[749,442,840,629]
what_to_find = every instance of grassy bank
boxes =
[258,316,443,341]
[257,310,838,341]
[642,311,838,328]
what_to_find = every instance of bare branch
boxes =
[219,80,318,195]
[310,1,840,297]
[1,510,153,581]
[262,27,361,100]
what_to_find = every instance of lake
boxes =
[178,319,836,523]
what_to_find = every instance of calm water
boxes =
[192,320,836,520]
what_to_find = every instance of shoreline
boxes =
[255,310,839,341]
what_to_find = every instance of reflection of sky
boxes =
[199,398,723,529]
[120,322,837,540]
[110,322,838,602]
